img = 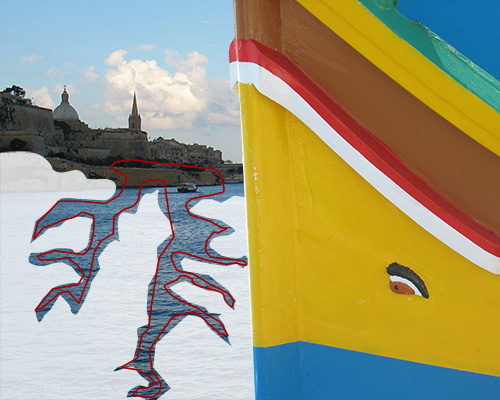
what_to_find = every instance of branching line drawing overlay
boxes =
[30,159,247,399]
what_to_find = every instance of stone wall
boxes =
[1,94,53,156]
[9,104,54,134]
[55,127,151,162]
[47,158,221,187]
[0,130,47,155]
[1,89,226,169]
[65,147,112,160]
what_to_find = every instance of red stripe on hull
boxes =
[230,38,500,257]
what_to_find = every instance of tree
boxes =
[3,85,26,98]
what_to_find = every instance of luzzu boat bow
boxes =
[231,0,500,398]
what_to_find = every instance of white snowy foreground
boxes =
[0,152,252,400]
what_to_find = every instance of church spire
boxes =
[128,92,141,131]
[131,92,139,116]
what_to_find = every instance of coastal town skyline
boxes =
[1,1,243,161]
[4,1,499,165]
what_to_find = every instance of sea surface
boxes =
[0,153,252,400]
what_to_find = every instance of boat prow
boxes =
[232,0,500,398]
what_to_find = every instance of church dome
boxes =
[53,86,79,121]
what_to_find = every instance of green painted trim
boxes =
[360,0,500,113]
[372,0,398,10]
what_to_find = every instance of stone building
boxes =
[53,86,79,123]
[150,138,188,164]
[186,143,223,164]
[149,138,223,165]
[0,85,224,165]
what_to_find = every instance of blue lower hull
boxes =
[254,342,500,399]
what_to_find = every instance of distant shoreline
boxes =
[46,157,244,187]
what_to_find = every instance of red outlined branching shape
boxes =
[29,159,247,399]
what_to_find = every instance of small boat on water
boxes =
[231,0,500,398]
[177,182,197,193]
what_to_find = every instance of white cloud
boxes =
[20,54,44,63]
[202,79,240,126]
[104,49,129,68]
[44,68,68,79]
[136,44,155,51]
[28,87,56,109]
[102,49,240,131]
[84,66,99,83]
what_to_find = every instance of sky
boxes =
[3,1,499,164]
[1,1,243,162]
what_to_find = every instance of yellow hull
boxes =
[240,83,500,375]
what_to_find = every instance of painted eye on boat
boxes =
[386,262,429,299]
